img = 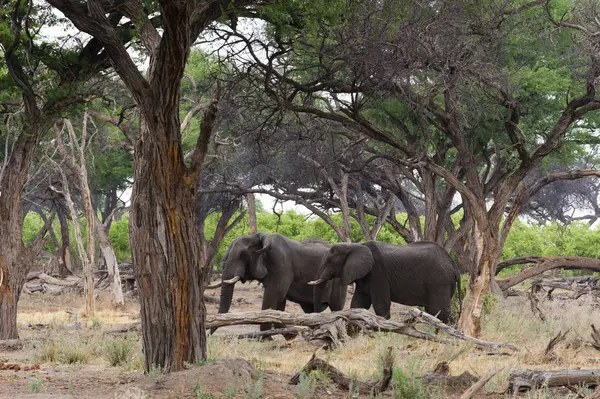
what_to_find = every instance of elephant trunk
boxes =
[313,281,332,312]
[210,276,237,334]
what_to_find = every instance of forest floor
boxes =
[0,281,598,398]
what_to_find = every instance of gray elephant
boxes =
[214,232,347,332]
[309,241,460,323]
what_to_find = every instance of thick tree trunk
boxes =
[130,121,207,373]
[0,128,48,339]
[246,193,257,234]
[0,230,27,339]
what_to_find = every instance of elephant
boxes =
[308,240,461,323]
[213,232,347,333]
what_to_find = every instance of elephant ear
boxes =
[341,244,374,285]
[249,233,269,279]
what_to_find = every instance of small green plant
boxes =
[90,317,102,330]
[104,335,138,367]
[27,377,44,393]
[224,384,237,399]
[192,384,217,399]
[244,374,263,399]
[392,367,429,399]
[296,371,319,398]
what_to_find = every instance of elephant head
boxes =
[309,243,374,309]
[217,232,270,316]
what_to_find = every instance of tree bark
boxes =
[57,208,73,278]
[0,124,51,339]
[130,115,211,372]
[457,222,499,336]
[508,369,600,393]
[94,213,124,306]
[246,193,257,234]
[53,119,96,316]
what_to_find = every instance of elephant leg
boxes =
[426,294,452,324]
[299,302,314,313]
[260,287,287,332]
[370,283,391,319]
[350,290,371,310]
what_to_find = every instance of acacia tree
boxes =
[45,0,273,371]
[223,0,600,336]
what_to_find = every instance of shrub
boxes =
[104,334,138,367]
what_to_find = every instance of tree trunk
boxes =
[246,193,257,234]
[57,208,72,278]
[457,222,498,336]
[94,214,124,306]
[130,120,207,373]
[53,119,96,316]
[0,126,50,339]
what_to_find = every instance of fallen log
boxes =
[0,339,24,351]
[421,371,479,389]
[26,271,42,281]
[102,322,141,334]
[497,257,600,291]
[508,369,600,393]
[206,308,518,350]
[459,370,500,399]
[236,327,302,340]
[36,273,80,287]
[289,347,394,395]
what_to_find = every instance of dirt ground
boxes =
[0,281,599,398]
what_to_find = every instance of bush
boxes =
[108,215,131,262]
[104,334,138,367]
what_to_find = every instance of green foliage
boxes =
[296,371,320,398]
[192,385,217,399]
[108,215,131,262]
[391,367,429,399]
[22,213,45,246]
[244,374,263,399]
[27,377,44,393]
[501,219,545,260]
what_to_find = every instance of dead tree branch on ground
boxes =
[289,347,394,396]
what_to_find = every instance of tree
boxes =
[45,0,268,372]
[0,0,117,339]
[221,0,600,336]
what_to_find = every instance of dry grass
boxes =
[11,284,600,398]
[208,293,600,396]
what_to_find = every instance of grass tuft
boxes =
[104,333,139,367]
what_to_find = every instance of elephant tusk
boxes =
[307,279,325,285]
[222,275,241,284]
[206,281,222,289]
